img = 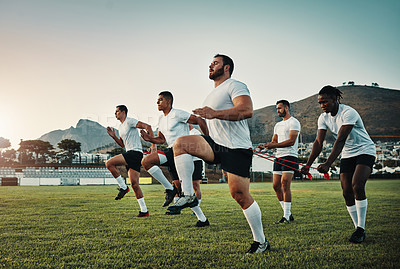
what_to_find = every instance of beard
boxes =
[209,66,224,80]
[278,110,286,118]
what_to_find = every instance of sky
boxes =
[0,0,399,149]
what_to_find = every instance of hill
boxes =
[39,119,115,152]
[249,85,400,143]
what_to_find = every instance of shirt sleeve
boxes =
[176,109,191,123]
[341,107,358,125]
[318,114,328,130]
[289,119,301,131]
[128,117,139,128]
[230,81,250,100]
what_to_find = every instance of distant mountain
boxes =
[249,85,400,143]
[39,119,115,152]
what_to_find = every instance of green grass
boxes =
[0,180,399,268]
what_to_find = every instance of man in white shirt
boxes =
[301,85,376,243]
[259,100,300,224]
[140,91,210,227]
[106,105,154,217]
[167,54,269,254]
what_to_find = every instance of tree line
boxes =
[0,138,82,165]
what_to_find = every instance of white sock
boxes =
[192,206,207,222]
[191,199,202,213]
[147,166,173,190]
[346,205,358,228]
[115,175,127,189]
[283,202,291,220]
[279,200,284,210]
[243,201,265,243]
[174,154,194,196]
[137,198,147,213]
[355,199,368,229]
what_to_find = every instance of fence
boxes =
[0,166,115,186]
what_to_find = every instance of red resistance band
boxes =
[252,150,329,181]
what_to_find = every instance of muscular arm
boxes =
[265,130,298,149]
[136,121,154,137]
[324,125,353,167]
[187,114,209,136]
[140,130,166,144]
[107,127,125,148]
[193,95,253,121]
[300,129,326,174]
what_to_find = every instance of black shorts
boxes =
[159,148,179,181]
[159,149,204,181]
[201,135,253,178]
[340,154,376,174]
[193,160,203,181]
[273,156,299,173]
[122,150,143,172]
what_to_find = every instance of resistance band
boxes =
[252,149,329,181]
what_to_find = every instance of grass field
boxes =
[0,180,399,268]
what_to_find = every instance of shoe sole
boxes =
[165,211,181,215]
[349,233,366,243]
[115,188,130,200]
[195,221,210,227]
[245,242,271,255]
[163,187,178,207]
[167,198,198,211]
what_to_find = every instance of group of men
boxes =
[104,54,376,254]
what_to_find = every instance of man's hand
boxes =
[107,127,116,138]
[149,143,157,153]
[264,142,277,149]
[300,166,310,175]
[193,106,216,119]
[317,163,330,174]
[140,129,152,142]
[257,143,266,151]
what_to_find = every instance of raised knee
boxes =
[173,137,186,154]
[141,157,152,170]
[105,160,112,170]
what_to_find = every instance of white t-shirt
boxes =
[119,117,142,153]
[157,108,191,147]
[318,104,376,158]
[274,116,301,158]
[202,78,252,149]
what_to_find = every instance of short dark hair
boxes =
[116,105,128,114]
[319,85,343,103]
[214,54,234,76]
[159,91,173,106]
[276,100,290,108]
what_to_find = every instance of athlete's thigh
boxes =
[107,154,128,166]
[227,172,250,194]
[176,135,215,162]
[352,164,372,184]
[281,172,294,183]
[142,151,161,166]
[272,174,282,187]
[340,172,354,190]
